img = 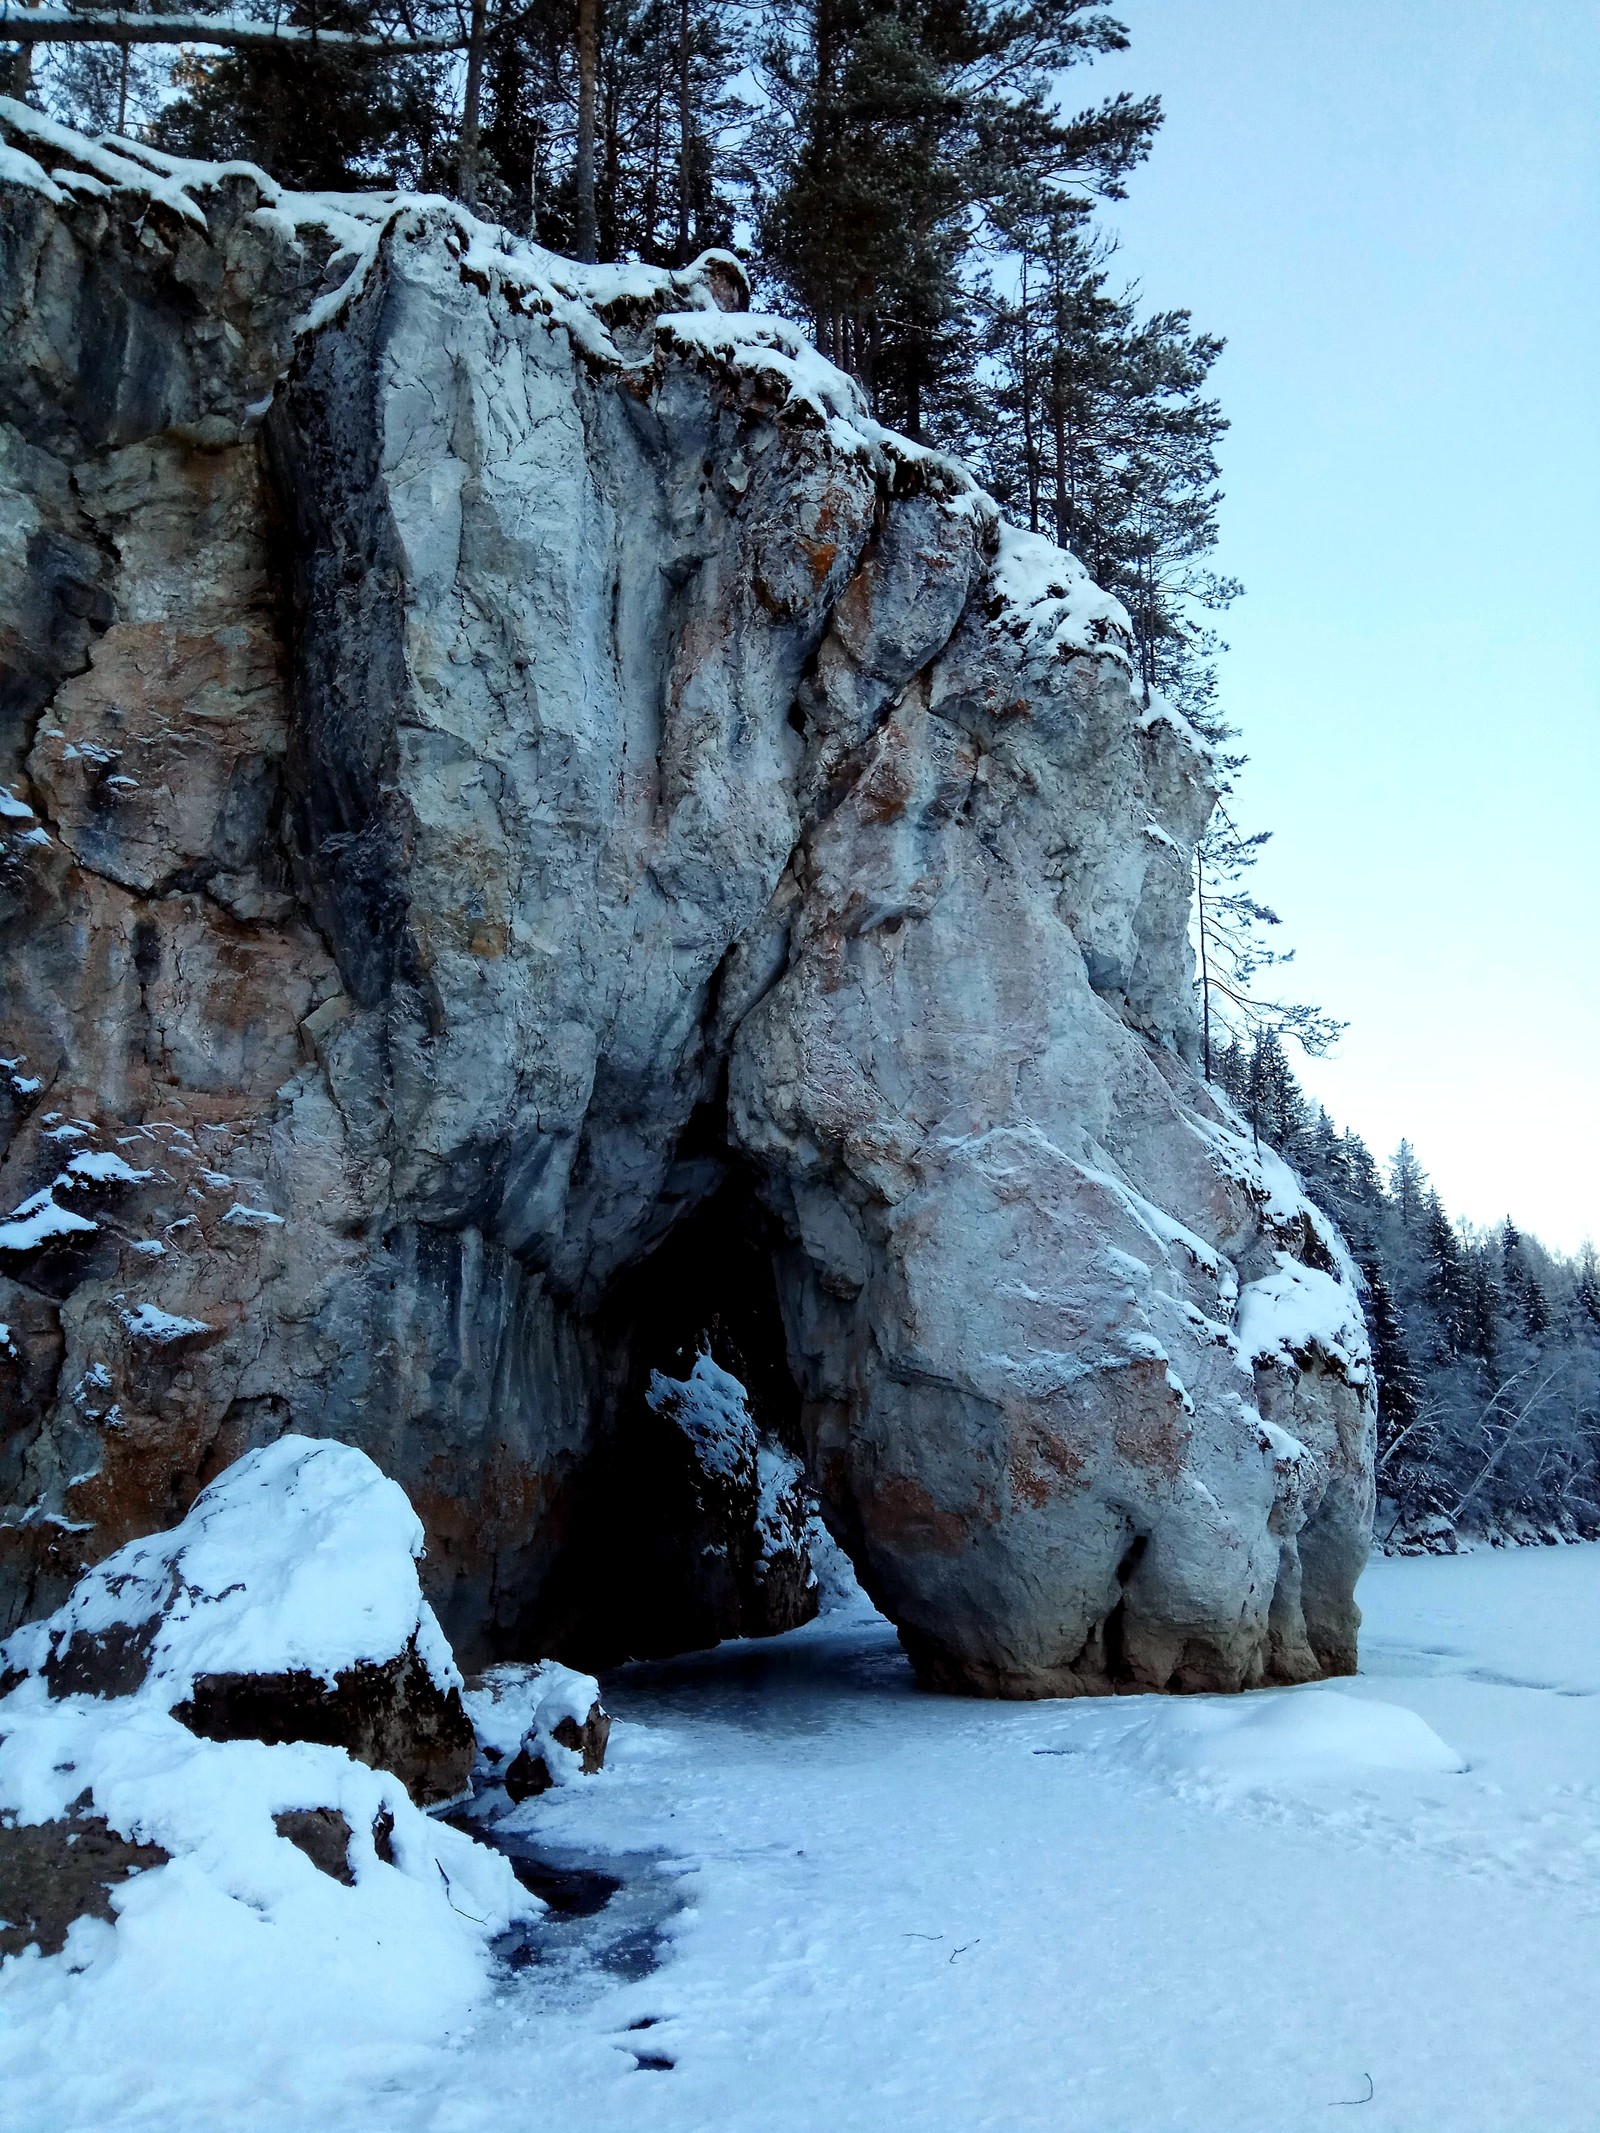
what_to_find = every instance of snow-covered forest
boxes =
[1213,1032,1600,1553]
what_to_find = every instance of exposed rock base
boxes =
[175,1643,475,1806]
[0,1798,169,1956]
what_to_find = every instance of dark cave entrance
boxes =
[537,1173,819,1671]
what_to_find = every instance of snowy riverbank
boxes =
[9,1545,1600,2130]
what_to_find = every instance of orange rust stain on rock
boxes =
[1006,1419,1088,1509]
[856,750,914,826]
[1111,1371,1188,1481]
[466,919,509,960]
[864,1473,969,1555]
[800,536,839,587]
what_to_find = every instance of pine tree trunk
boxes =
[675,0,692,262]
[1052,388,1068,552]
[575,0,600,262]
[1020,257,1039,534]
[458,0,489,207]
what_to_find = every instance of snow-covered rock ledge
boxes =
[0,109,1371,1699]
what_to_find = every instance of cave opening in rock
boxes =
[1100,1531,1149,1688]
[537,1170,819,1671]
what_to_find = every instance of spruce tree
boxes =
[754,0,1158,441]
[1388,1141,1427,1233]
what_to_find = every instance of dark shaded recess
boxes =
[0,202,199,460]
[534,1171,809,1670]
[0,527,114,749]
[263,270,421,1012]
[1100,1530,1148,1686]
[0,1798,169,1957]
[171,1641,476,1805]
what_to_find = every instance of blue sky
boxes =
[1081,1,1598,1252]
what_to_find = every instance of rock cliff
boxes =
[0,102,1374,1694]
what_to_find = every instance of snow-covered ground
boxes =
[10,1545,1600,2130]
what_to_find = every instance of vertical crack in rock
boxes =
[0,112,1374,1692]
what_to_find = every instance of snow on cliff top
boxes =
[987,521,1135,671]
[0,97,1138,673]
[0,1435,461,1696]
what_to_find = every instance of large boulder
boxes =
[0,106,1373,1697]
[0,1435,476,1802]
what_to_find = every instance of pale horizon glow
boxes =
[1087,2,1599,1255]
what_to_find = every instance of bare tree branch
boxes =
[0,6,462,51]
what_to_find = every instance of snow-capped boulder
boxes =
[637,1355,818,1647]
[0,1437,476,1802]
[465,1660,612,1801]
[0,106,1373,1699]
[0,1675,536,1973]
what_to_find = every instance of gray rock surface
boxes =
[0,105,1374,1695]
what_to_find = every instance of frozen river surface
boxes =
[12,1545,1600,2131]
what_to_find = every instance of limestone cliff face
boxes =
[0,104,1375,1692]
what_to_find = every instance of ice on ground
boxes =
[10,1544,1600,2129]
[0,1435,460,1698]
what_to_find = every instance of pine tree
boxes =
[1363,1252,1434,1517]
[1191,804,1344,1076]
[1420,1193,1469,1361]
[754,0,1158,442]
[1501,1218,1551,1340]
[1388,1141,1427,1233]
